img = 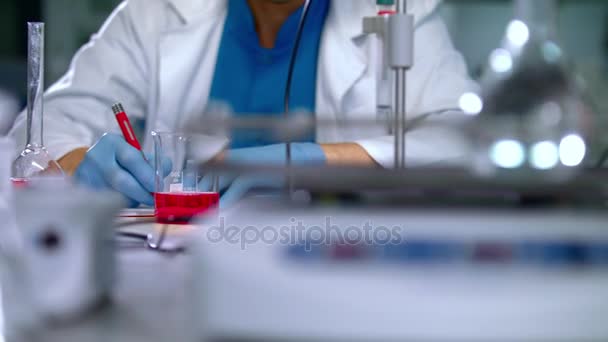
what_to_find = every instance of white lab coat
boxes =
[10,0,477,168]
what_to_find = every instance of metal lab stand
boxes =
[363,0,414,169]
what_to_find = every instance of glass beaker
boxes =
[12,23,63,185]
[468,0,594,178]
[152,132,226,225]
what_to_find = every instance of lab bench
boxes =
[4,200,608,342]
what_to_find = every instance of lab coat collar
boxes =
[331,0,376,40]
[315,0,375,116]
[165,0,226,23]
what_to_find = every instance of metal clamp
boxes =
[363,0,414,169]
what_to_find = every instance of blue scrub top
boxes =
[208,0,330,148]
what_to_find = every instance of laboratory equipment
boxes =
[3,183,198,341]
[192,199,608,341]
[156,193,217,225]
[155,192,219,225]
[152,132,225,224]
[364,1,394,133]
[363,0,414,169]
[470,0,594,177]
[12,23,64,184]
[3,180,123,336]
[377,0,396,15]
[289,238,608,267]
[0,137,22,342]
[116,227,187,254]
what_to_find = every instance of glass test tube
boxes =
[27,22,45,150]
[11,22,64,182]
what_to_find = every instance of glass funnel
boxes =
[12,23,63,184]
[466,0,595,179]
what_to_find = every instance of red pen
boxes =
[112,103,148,161]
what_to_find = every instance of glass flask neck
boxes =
[26,22,44,148]
[514,0,558,38]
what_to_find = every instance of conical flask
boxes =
[467,0,594,178]
[11,23,63,184]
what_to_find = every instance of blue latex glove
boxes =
[75,133,170,207]
[201,143,326,208]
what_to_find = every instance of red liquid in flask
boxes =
[154,192,219,225]
[11,178,29,188]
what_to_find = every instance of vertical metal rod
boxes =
[396,0,406,13]
[395,0,407,169]
[26,22,45,148]
[394,69,407,169]
[287,143,293,198]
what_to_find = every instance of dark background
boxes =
[0,0,41,94]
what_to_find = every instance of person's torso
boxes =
[142,0,445,147]
[208,0,330,148]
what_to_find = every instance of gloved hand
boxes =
[200,143,326,209]
[75,133,170,207]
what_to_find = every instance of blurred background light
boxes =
[459,92,484,115]
[506,20,530,47]
[490,49,514,73]
[490,139,526,169]
[530,141,560,170]
[559,134,586,167]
